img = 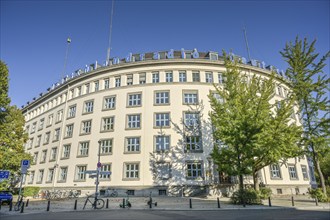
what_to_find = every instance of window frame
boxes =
[127,93,142,107]
[125,136,141,153]
[154,91,170,105]
[126,114,141,130]
[123,162,140,180]
[154,112,171,128]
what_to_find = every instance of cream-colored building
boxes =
[21,50,315,196]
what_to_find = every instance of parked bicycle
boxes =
[146,191,157,207]
[119,191,131,208]
[14,195,23,211]
[83,193,104,209]
[104,188,118,197]
[67,189,79,198]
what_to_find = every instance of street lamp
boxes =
[94,141,101,209]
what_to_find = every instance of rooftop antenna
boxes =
[243,26,251,62]
[62,37,71,80]
[106,0,115,62]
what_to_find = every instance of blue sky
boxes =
[1,0,329,107]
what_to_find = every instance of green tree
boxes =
[209,52,302,191]
[281,37,330,195]
[0,61,31,189]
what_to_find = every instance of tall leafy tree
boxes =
[281,37,330,194]
[0,61,31,189]
[209,52,302,190]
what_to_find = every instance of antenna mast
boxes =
[243,27,251,62]
[106,0,115,62]
[62,37,71,80]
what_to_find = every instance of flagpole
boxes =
[62,37,71,80]
[107,0,115,62]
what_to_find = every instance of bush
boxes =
[231,189,261,205]
[308,188,328,202]
[259,187,272,199]
[22,186,40,197]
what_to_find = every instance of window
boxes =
[28,138,33,149]
[53,128,60,141]
[212,92,224,103]
[156,163,170,179]
[33,152,38,164]
[56,110,63,123]
[62,144,71,159]
[59,167,68,182]
[100,139,113,154]
[104,78,110,89]
[152,72,159,83]
[127,74,133,85]
[283,88,288,98]
[205,72,213,83]
[115,77,121,87]
[65,124,74,138]
[155,113,170,127]
[127,114,141,129]
[84,100,94,113]
[50,147,57,161]
[186,161,203,178]
[139,73,146,84]
[276,85,283,96]
[36,135,41,147]
[31,122,36,133]
[166,72,173,82]
[276,189,282,194]
[38,118,44,130]
[76,165,87,181]
[192,71,200,82]
[124,163,139,179]
[44,132,50,144]
[81,120,92,134]
[155,135,170,152]
[301,165,309,180]
[40,150,47,163]
[159,190,167,196]
[101,117,115,131]
[270,164,281,179]
[104,96,116,109]
[185,136,201,151]
[100,164,111,180]
[218,73,226,84]
[77,86,81,96]
[47,168,54,182]
[128,93,142,107]
[288,165,298,180]
[184,112,200,128]
[78,141,89,156]
[183,91,198,104]
[37,169,44,183]
[85,83,90,94]
[179,71,187,82]
[29,171,35,184]
[126,137,140,152]
[68,105,76,118]
[94,81,99,92]
[25,125,30,134]
[154,91,169,105]
[47,114,53,126]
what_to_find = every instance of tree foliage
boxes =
[209,52,302,190]
[280,37,330,194]
[0,61,10,121]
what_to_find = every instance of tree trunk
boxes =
[314,157,327,195]
[253,171,260,191]
[239,174,244,190]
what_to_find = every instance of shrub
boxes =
[259,187,272,199]
[22,186,40,197]
[308,188,328,202]
[231,189,261,205]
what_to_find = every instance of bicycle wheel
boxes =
[14,201,21,211]
[95,199,105,209]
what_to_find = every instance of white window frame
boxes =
[59,167,68,182]
[62,144,71,159]
[288,164,298,180]
[126,137,140,152]
[127,114,141,129]
[76,165,87,181]
[84,100,94,113]
[183,91,198,104]
[81,120,92,134]
[100,164,111,180]
[155,113,170,128]
[100,139,113,154]
[192,71,200,82]
[78,141,89,156]
[155,135,170,152]
[103,96,116,110]
[205,72,213,83]
[65,124,74,138]
[101,117,115,131]
[269,164,282,179]
[165,72,173,82]
[50,147,57,161]
[152,72,159,83]
[179,71,187,82]
[186,161,203,179]
[154,91,170,105]
[68,105,76,118]
[127,93,142,107]
[53,128,60,141]
[185,136,202,151]
[124,163,139,179]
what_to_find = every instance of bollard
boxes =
[243,199,246,207]
[74,199,77,210]
[0,199,2,210]
[291,196,294,207]
[268,197,272,207]
[9,200,12,211]
[189,198,192,209]
[315,198,318,206]
[122,198,125,208]
[217,197,220,208]
[47,200,50,211]
[20,202,24,213]
[106,199,109,209]
[149,200,152,209]
[26,199,29,207]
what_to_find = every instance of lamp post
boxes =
[94,141,101,209]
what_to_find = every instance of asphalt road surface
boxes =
[1,209,329,220]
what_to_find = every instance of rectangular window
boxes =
[84,100,94,113]
[212,92,224,103]
[94,80,99,92]
[288,165,298,180]
[36,135,41,147]
[65,124,74,138]
[192,71,200,82]
[38,118,44,130]
[77,86,81,96]
[104,96,116,109]
[40,150,47,163]
[78,142,89,156]
[205,72,213,83]
[185,136,201,151]
[183,91,198,104]
[125,163,139,179]
[53,128,60,141]
[128,93,142,107]
[29,171,35,184]
[154,91,170,105]
[127,114,141,129]
[59,167,68,182]
[139,73,146,84]
[127,74,133,85]
[115,77,121,87]
[81,120,92,134]
[47,168,54,182]
[44,132,50,144]
[50,147,57,161]
[76,165,87,181]
[184,112,200,128]
[33,152,38,164]
[156,163,170,179]
[37,169,44,183]
[155,135,170,152]
[31,122,36,133]
[186,162,203,178]
[56,110,63,123]
[85,83,90,94]
[152,72,159,83]
[179,71,187,82]
[62,144,71,159]
[270,164,281,179]
[166,72,173,82]
[68,105,76,118]
[47,114,53,126]
[100,139,113,154]
[301,165,309,180]
[101,117,115,131]
[155,113,170,127]
[100,164,111,180]
[104,78,110,89]
[276,85,283,96]
[28,138,34,149]
[126,137,140,152]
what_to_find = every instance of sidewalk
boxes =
[0,195,329,216]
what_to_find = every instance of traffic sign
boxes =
[85,170,97,174]
[0,170,10,179]
[97,162,102,168]
[21,160,30,174]
[99,171,112,175]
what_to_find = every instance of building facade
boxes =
[21,50,315,196]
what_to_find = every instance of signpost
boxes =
[18,160,30,200]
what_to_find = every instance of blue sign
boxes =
[0,171,10,179]
[22,160,30,166]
